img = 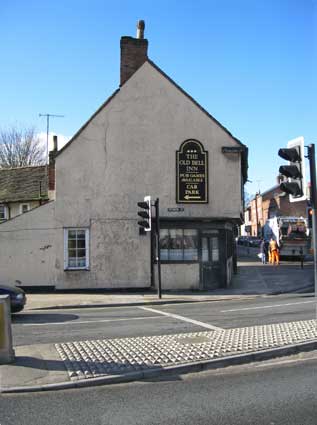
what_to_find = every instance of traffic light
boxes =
[278,137,306,202]
[137,195,151,232]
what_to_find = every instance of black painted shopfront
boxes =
[155,219,236,290]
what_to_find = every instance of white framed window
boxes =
[0,205,7,220]
[20,203,30,214]
[64,228,90,270]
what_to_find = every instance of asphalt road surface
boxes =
[1,350,317,425]
[12,293,316,346]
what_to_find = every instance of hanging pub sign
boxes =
[176,139,208,203]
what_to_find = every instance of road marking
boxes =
[221,300,316,313]
[20,315,165,327]
[25,304,154,312]
[139,306,224,331]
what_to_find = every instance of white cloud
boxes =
[37,132,70,153]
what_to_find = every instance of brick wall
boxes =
[279,195,307,216]
[247,186,308,236]
[48,136,58,191]
[120,36,148,86]
[48,162,55,191]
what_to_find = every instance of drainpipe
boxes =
[255,194,259,236]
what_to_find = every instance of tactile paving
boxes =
[55,319,317,380]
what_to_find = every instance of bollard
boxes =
[0,295,15,364]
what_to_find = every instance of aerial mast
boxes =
[39,113,64,162]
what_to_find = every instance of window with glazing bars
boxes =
[64,228,89,269]
[160,229,198,261]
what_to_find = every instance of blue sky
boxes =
[1,0,316,195]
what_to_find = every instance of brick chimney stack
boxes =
[48,135,58,193]
[120,20,148,86]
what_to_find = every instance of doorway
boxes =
[201,233,221,289]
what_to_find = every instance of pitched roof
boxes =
[261,184,281,198]
[146,60,248,182]
[57,59,248,182]
[57,89,120,157]
[0,166,48,203]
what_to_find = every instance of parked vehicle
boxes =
[247,237,262,248]
[0,285,26,313]
[263,216,310,259]
[237,236,249,246]
[237,236,261,247]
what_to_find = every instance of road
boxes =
[1,350,317,425]
[12,293,316,346]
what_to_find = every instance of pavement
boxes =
[24,247,314,311]
[0,248,316,394]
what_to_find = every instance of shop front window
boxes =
[184,229,199,260]
[160,229,198,262]
[211,237,219,262]
[0,205,6,220]
[202,237,209,262]
[169,229,183,260]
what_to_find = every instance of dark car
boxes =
[237,236,249,246]
[0,285,26,313]
[247,237,262,248]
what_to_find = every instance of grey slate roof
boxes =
[0,166,48,203]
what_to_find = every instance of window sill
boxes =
[157,260,199,264]
[64,268,90,272]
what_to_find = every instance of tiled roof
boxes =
[0,166,48,202]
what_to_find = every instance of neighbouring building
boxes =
[241,183,308,237]
[0,136,58,222]
[0,166,49,221]
[0,21,248,291]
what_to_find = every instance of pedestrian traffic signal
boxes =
[278,137,306,202]
[137,195,151,232]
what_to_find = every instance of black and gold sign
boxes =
[176,139,208,203]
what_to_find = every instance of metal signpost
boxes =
[137,196,162,299]
[154,198,162,299]
[307,144,317,319]
[278,139,317,319]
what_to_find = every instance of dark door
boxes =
[201,234,221,289]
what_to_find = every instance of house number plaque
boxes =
[176,139,208,203]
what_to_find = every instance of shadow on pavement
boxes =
[12,313,79,324]
[13,356,68,372]
[12,355,166,377]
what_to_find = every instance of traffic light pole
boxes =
[155,198,162,299]
[307,144,317,319]
[138,196,161,298]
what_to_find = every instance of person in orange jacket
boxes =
[269,238,280,265]
[268,244,272,263]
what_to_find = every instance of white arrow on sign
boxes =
[184,195,201,200]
